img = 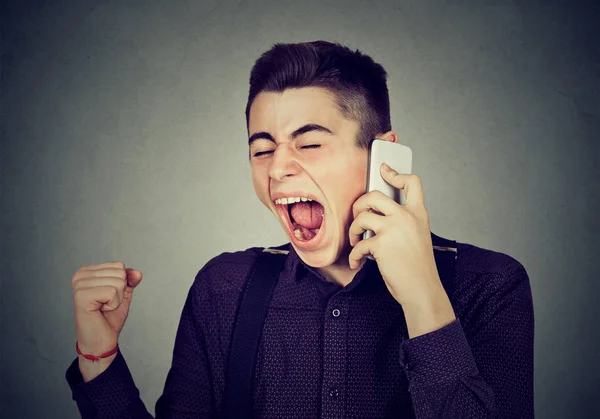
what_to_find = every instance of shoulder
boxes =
[190,243,290,296]
[453,240,531,302]
[456,241,527,277]
[192,246,263,295]
[183,244,290,325]
[446,240,534,350]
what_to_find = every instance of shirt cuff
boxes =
[399,318,479,390]
[65,348,146,416]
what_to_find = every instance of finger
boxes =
[73,285,123,314]
[80,261,126,272]
[72,267,126,287]
[72,276,126,294]
[73,277,126,310]
[348,237,373,270]
[352,189,400,219]
[348,211,385,247]
[380,165,425,207]
[125,268,143,289]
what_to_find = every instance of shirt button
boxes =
[329,388,339,397]
[331,308,341,317]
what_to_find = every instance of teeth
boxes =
[294,229,303,239]
[275,197,314,205]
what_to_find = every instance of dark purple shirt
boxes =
[66,238,534,418]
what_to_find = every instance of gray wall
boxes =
[1,0,598,417]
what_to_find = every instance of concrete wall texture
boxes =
[1,0,598,417]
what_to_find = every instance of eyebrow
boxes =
[247,123,333,146]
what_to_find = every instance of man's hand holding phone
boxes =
[348,159,456,338]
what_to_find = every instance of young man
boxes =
[67,41,534,418]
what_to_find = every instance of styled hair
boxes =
[245,41,391,149]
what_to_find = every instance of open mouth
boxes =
[274,196,326,245]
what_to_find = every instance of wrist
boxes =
[76,340,119,362]
[75,340,119,382]
[78,351,118,382]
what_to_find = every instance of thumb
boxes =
[125,268,143,289]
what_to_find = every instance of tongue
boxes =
[290,202,324,229]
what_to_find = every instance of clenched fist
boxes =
[71,262,143,380]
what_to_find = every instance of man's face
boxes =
[248,87,368,268]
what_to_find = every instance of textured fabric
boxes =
[66,237,534,418]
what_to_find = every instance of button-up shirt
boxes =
[66,237,534,418]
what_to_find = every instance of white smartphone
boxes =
[362,139,413,248]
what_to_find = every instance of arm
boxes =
[66,276,216,418]
[399,265,534,418]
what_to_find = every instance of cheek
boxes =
[344,166,367,215]
[251,169,269,203]
[344,161,367,196]
[331,169,367,224]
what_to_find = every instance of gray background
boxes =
[1,0,598,417]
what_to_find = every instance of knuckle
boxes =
[72,288,85,304]
[71,273,79,288]
[355,237,366,250]
[348,248,357,259]
[72,270,87,288]
[115,269,127,280]
[356,212,367,224]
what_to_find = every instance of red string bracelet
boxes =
[76,340,119,362]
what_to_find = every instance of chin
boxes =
[291,230,348,269]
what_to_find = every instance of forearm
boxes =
[399,265,535,419]
[400,319,498,418]
[409,376,498,418]
[66,349,153,419]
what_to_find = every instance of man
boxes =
[67,41,534,418]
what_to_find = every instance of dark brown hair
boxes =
[245,41,391,149]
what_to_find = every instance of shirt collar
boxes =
[280,231,448,294]
[284,242,379,292]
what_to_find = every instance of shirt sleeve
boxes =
[399,264,534,418]
[65,274,216,418]
[65,348,151,419]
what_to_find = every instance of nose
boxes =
[268,144,301,182]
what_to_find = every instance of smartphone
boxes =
[362,139,413,251]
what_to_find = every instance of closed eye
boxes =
[253,150,273,157]
[252,144,320,157]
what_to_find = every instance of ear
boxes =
[376,130,399,143]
